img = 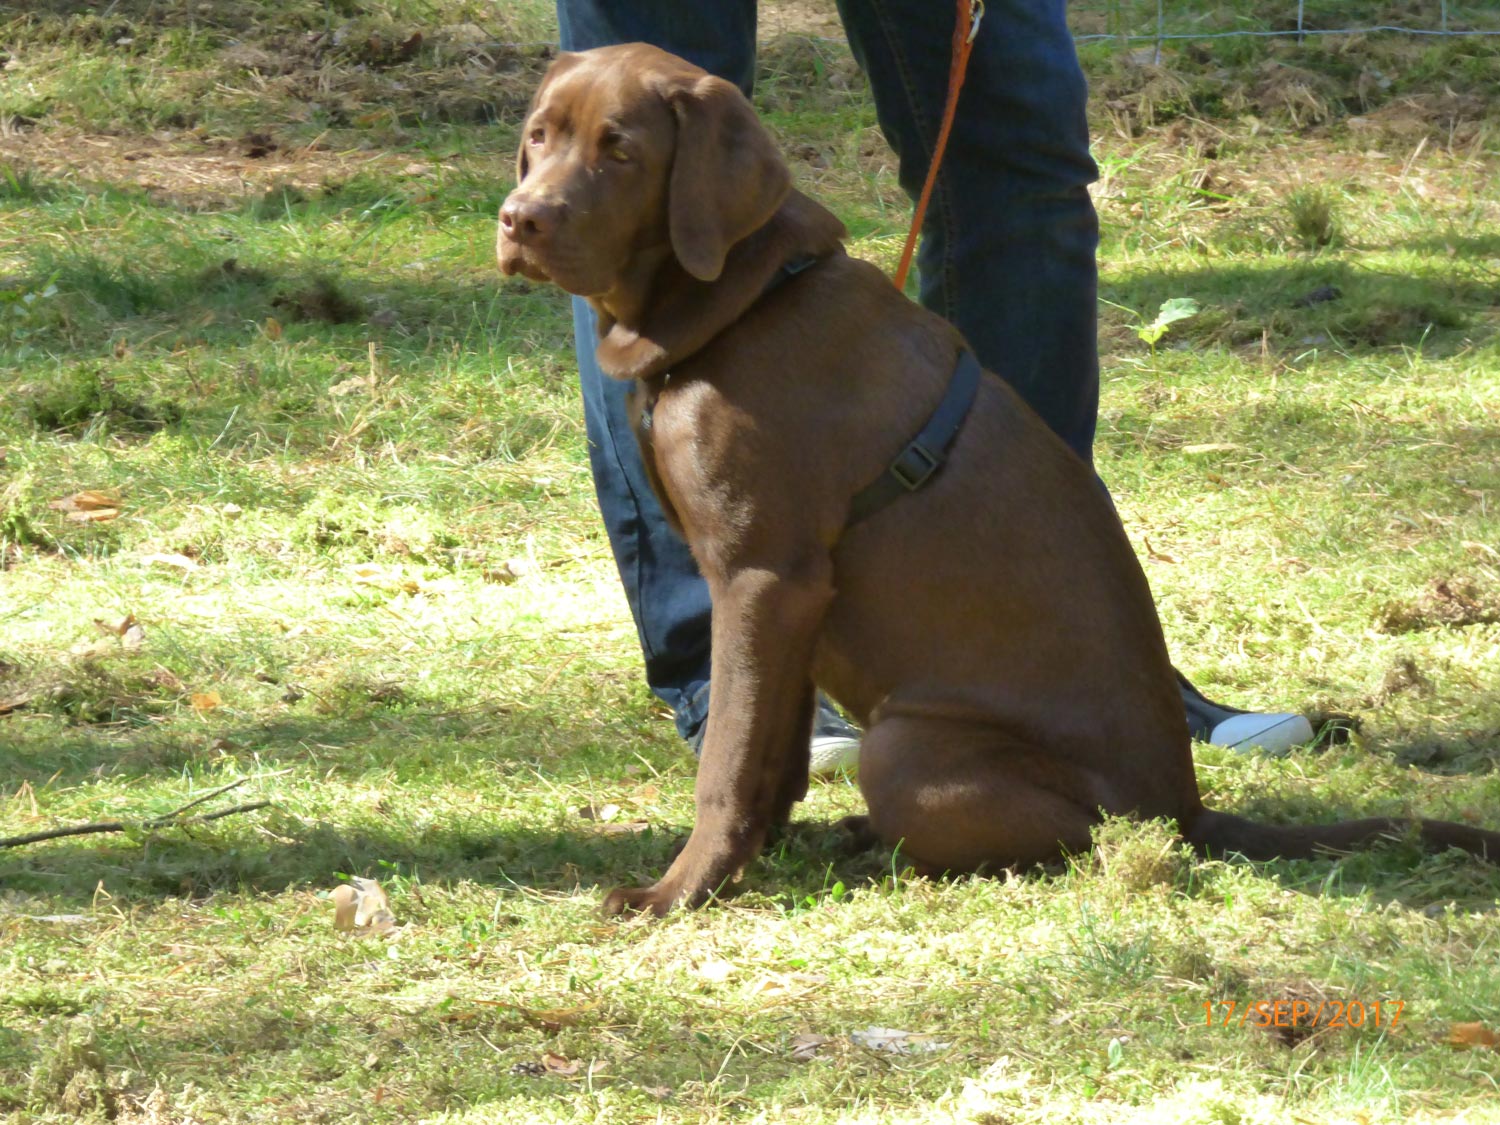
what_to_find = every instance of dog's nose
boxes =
[499,195,565,244]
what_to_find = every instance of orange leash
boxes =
[891,0,984,293]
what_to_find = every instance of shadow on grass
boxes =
[4,701,1497,917]
[1103,258,1499,356]
[0,706,676,899]
[5,164,1496,378]
[9,238,548,346]
[0,809,679,904]
[1396,231,1500,259]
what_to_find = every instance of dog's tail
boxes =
[1185,809,1500,863]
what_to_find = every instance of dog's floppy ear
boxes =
[667,75,792,282]
[515,51,583,185]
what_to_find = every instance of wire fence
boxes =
[1067,0,1500,56]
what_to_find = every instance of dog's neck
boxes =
[589,190,848,382]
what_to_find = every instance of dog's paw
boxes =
[602,883,681,918]
[836,814,881,851]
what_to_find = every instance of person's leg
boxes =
[835,0,1311,751]
[835,0,1099,463]
[556,3,759,740]
[569,301,712,741]
[557,3,758,95]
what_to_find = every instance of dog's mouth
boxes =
[497,242,553,284]
[497,235,619,298]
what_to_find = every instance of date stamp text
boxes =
[1205,999,1404,1030]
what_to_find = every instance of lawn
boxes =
[2,2,1499,1122]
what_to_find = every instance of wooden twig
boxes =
[0,778,271,849]
[152,777,248,818]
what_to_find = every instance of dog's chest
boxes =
[627,373,685,532]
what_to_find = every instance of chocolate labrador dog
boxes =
[498,43,1498,916]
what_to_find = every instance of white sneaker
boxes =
[809,733,861,776]
[1206,712,1315,754]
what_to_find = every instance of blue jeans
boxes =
[557,0,1100,742]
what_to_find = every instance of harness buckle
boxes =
[890,442,941,491]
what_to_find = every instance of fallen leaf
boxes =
[483,565,519,584]
[331,884,358,931]
[330,373,378,396]
[850,1026,951,1055]
[332,877,398,937]
[149,668,185,692]
[90,614,147,651]
[541,1053,580,1077]
[790,1033,829,1061]
[587,820,652,836]
[141,552,200,572]
[0,692,36,715]
[69,637,116,660]
[49,489,119,513]
[453,996,602,1030]
[694,958,736,983]
[1446,1022,1500,1050]
[1143,536,1177,564]
[190,691,222,713]
[752,972,828,998]
[66,508,120,523]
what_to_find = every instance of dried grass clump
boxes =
[1090,815,1191,894]
[1284,185,1340,250]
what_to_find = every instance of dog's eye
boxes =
[600,130,630,163]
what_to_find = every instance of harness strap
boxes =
[847,349,981,527]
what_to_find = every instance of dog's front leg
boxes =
[605,559,832,916]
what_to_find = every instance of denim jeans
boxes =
[555,0,1101,742]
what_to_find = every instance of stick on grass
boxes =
[0,779,271,849]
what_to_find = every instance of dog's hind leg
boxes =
[857,713,1102,875]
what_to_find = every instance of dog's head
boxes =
[497,43,792,296]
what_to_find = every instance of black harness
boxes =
[846,348,980,526]
[640,255,980,528]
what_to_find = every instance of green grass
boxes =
[3,2,1500,1122]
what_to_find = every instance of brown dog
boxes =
[498,43,1498,916]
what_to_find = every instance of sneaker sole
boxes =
[809,735,861,776]
[1207,713,1315,754]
